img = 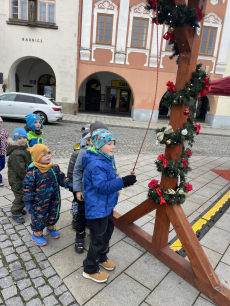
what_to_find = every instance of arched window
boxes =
[38,0,56,23]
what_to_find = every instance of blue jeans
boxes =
[0,155,5,181]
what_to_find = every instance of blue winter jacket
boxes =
[73,140,120,194]
[82,150,124,219]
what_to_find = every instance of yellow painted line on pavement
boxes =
[170,190,230,252]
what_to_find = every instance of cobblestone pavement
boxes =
[2,119,230,159]
[0,206,78,306]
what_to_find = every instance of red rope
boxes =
[132,5,160,172]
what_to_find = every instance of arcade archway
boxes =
[8,57,56,99]
[78,71,134,115]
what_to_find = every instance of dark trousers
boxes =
[11,185,25,215]
[83,212,114,274]
[72,193,87,233]
[0,155,5,181]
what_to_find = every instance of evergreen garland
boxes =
[155,148,192,179]
[146,0,202,28]
[156,116,197,147]
[169,40,180,64]
[148,186,187,205]
[161,64,207,108]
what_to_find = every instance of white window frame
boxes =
[37,0,56,24]
[126,3,153,66]
[10,0,28,20]
[92,0,118,63]
[198,13,222,73]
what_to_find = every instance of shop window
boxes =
[38,0,56,23]
[10,0,28,20]
[97,14,113,45]
[200,27,216,56]
[131,18,148,48]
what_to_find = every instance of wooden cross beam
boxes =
[114,1,230,305]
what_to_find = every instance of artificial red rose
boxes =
[196,7,204,22]
[163,159,168,168]
[150,0,156,8]
[194,123,201,135]
[148,179,159,190]
[156,187,162,197]
[160,197,167,206]
[185,183,193,192]
[166,81,175,92]
[157,154,165,160]
[182,158,189,168]
[187,149,193,156]
[163,32,174,44]
[198,76,211,98]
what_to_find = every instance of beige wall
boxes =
[215,41,230,116]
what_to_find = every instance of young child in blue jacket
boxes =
[82,129,136,283]
[24,113,44,147]
[73,121,112,254]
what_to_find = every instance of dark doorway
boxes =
[15,73,20,92]
[197,96,210,120]
[38,74,56,98]
[159,98,169,116]
[119,90,130,112]
[85,79,101,111]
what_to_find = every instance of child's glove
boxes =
[68,182,73,191]
[122,175,137,188]
[25,201,33,214]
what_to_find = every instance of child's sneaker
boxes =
[0,180,4,187]
[12,214,25,224]
[75,231,85,253]
[100,259,116,271]
[31,233,47,246]
[82,270,109,283]
[46,228,60,239]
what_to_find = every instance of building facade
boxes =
[77,0,230,128]
[0,0,79,113]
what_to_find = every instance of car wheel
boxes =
[34,111,47,124]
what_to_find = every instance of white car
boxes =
[0,92,63,124]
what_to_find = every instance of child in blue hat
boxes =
[81,129,137,283]
[7,128,31,223]
[24,113,44,147]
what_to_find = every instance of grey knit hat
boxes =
[90,121,108,134]
[82,128,91,139]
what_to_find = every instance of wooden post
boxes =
[114,0,230,305]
